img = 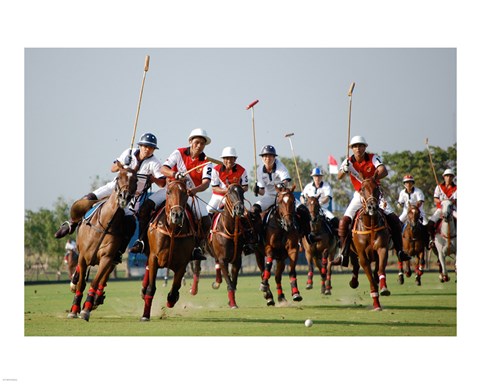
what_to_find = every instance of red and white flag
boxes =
[328,155,338,174]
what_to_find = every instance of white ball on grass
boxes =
[304,319,313,327]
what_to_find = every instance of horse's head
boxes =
[224,183,245,218]
[407,203,420,228]
[115,168,138,209]
[441,199,454,220]
[360,177,380,216]
[305,196,321,223]
[166,179,189,226]
[275,184,296,231]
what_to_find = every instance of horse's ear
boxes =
[291,184,296,192]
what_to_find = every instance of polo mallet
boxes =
[246,99,259,194]
[425,138,440,187]
[206,156,223,166]
[345,82,356,162]
[129,55,150,155]
[285,133,303,191]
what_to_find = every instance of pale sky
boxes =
[4,0,478,383]
[25,48,456,211]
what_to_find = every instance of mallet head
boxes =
[246,99,259,110]
[348,82,355,96]
[285,133,294,138]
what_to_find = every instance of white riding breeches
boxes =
[148,188,209,218]
[344,191,394,219]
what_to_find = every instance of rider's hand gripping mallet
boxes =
[345,82,356,164]
[285,133,303,191]
[129,55,150,160]
[246,99,259,195]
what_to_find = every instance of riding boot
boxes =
[130,199,155,254]
[295,204,311,238]
[251,204,265,243]
[115,215,137,264]
[387,213,411,262]
[332,216,352,266]
[426,220,437,251]
[241,216,258,255]
[192,215,211,261]
[54,193,97,238]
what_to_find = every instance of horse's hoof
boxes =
[324,289,331,295]
[166,301,175,308]
[398,273,404,285]
[380,288,391,296]
[349,278,359,289]
[321,285,326,294]
[67,312,78,319]
[266,299,275,306]
[212,281,221,290]
[189,288,198,296]
[306,283,313,290]
[443,275,450,282]
[230,304,238,309]
[79,310,90,322]
[69,283,76,293]
[140,317,150,322]
[292,294,303,302]
[278,294,287,302]
[415,276,421,286]
[372,306,383,311]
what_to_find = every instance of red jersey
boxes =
[163,147,212,188]
[349,153,382,191]
[211,164,248,195]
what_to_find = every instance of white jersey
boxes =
[117,148,164,195]
[301,181,332,210]
[256,159,291,197]
[397,187,427,224]
[93,147,164,214]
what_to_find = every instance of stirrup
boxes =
[191,247,207,261]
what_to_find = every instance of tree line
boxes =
[25,144,456,267]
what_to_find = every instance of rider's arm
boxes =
[188,178,211,196]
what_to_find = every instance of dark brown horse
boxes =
[301,196,337,294]
[401,203,427,285]
[68,168,138,321]
[256,184,302,306]
[207,183,246,308]
[349,178,391,310]
[141,179,195,321]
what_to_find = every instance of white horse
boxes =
[434,199,456,282]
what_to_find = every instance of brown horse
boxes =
[256,184,302,306]
[401,203,427,285]
[68,168,138,321]
[64,248,78,279]
[349,178,391,311]
[141,179,195,321]
[302,196,338,294]
[207,183,246,308]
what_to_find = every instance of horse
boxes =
[434,199,457,282]
[256,184,302,306]
[301,196,338,294]
[64,248,78,279]
[140,179,196,321]
[67,168,138,321]
[401,203,427,285]
[207,183,246,308]
[349,178,391,311]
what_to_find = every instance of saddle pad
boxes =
[84,201,105,220]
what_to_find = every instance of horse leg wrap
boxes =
[307,271,313,285]
[379,275,387,290]
[227,290,236,306]
[397,261,403,272]
[290,277,299,294]
[71,291,83,314]
[83,288,95,311]
[370,290,379,298]
[276,283,283,296]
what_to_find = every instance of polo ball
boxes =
[304,319,313,327]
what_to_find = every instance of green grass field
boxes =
[24,270,456,336]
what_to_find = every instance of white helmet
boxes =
[221,146,237,158]
[188,128,211,145]
[442,168,455,177]
[311,167,323,176]
[349,135,368,147]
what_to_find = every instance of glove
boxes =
[341,159,350,173]
[124,155,132,166]
[253,184,260,196]
[175,171,185,180]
